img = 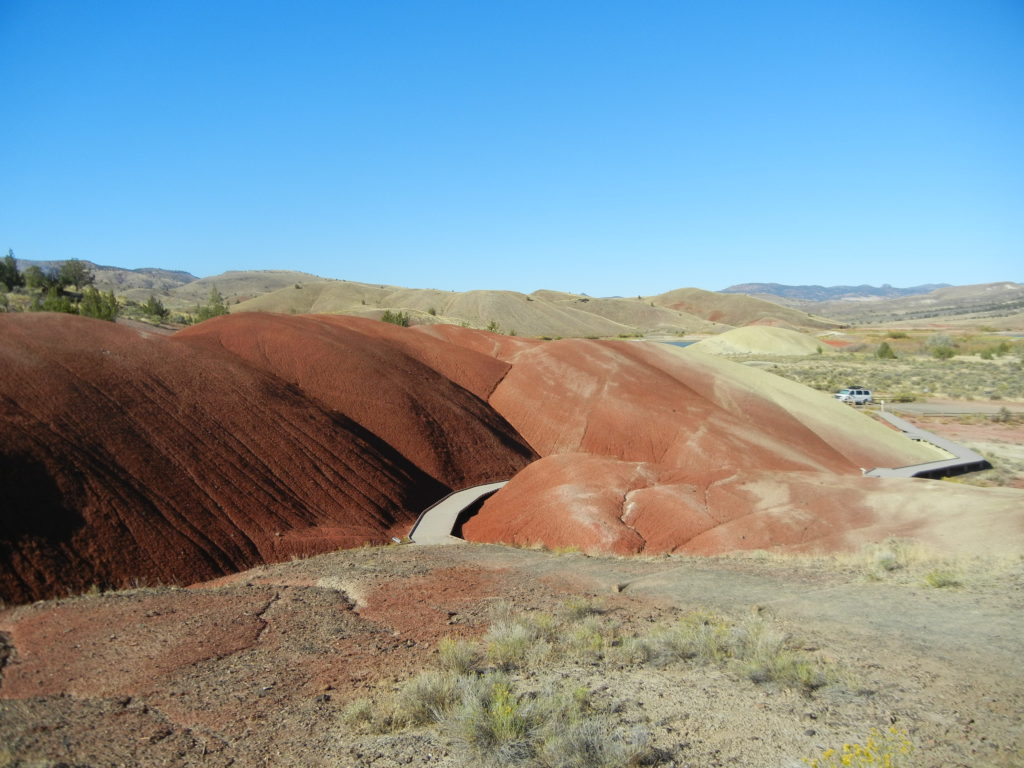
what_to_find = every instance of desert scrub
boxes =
[437,637,482,674]
[449,676,539,762]
[485,619,537,670]
[749,354,1024,401]
[449,674,652,767]
[394,669,464,725]
[803,726,913,768]
[732,615,828,691]
[538,717,652,768]
[631,611,833,692]
[637,610,731,666]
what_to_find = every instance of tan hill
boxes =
[166,269,329,308]
[533,293,726,335]
[651,287,842,329]
[689,325,833,356]
[234,282,722,337]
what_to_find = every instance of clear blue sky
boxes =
[2,1,1021,295]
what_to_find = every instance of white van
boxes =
[834,387,873,405]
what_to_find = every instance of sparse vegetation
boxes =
[374,598,840,766]
[752,353,1024,401]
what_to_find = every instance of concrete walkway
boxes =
[408,481,509,544]
[865,411,992,479]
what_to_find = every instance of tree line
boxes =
[1,250,229,324]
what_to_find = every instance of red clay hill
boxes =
[3,313,1020,604]
[177,314,534,489]
[429,334,1023,556]
[0,313,534,604]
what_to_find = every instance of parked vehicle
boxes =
[834,386,873,405]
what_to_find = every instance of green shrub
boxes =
[381,309,410,326]
[875,341,897,359]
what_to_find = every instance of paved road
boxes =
[883,400,1023,416]
[865,411,991,478]
[408,481,509,544]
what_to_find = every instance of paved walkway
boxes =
[865,411,992,479]
[408,481,509,544]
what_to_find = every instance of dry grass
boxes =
[384,598,837,763]
[728,537,1024,589]
[745,352,1024,401]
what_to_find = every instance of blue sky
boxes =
[2,1,1021,295]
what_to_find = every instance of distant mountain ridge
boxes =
[721,282,950,301]
[15,259,199,298]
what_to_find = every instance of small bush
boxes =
[538,718,651,768]
[485,621,534,670]
[437,637,481,674]
[923,569,962,588]
[394,670,463,725]
[342,697,375,728]
[564,616,607,660]
[731,615,829,691]
[450,676,539,763]
[875,341,897,359]
[803,727,913,768]
[642,611,730,666]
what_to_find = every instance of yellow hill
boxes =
[690,326,832,356]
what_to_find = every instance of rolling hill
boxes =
[3,312,1021,607]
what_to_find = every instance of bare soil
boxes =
[2,543,1021,767]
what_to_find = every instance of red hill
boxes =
[177,314,535,489]
[0,313,534,604]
